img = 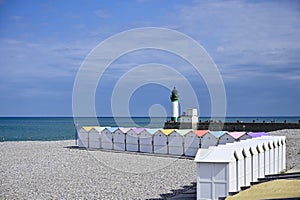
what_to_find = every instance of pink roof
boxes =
[229,132,246,139]
[118,128,131,133]
[193,130,209,137]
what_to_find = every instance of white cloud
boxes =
[171,1,300,82]
[94,9,110,18]
[216,46,224,52]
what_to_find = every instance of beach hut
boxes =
[269,136,286,174]
[201,131,226,148]
[254,140,266,178]
[89,127,105,149]
[168,129,189,155]
[220,141,252,188]
[261,139,271,176]
[258,136,275,175]
[195,147,239,199]
[113,128,130,151]
[276,136,286,172]
[101,127,116,150]
[78,126,93,148]
[240,139,260,182]
[201,131,218,148]
[229,132,251,141]
[140,129,157,153]
[218,132,235,145]
[153,129,175,154]
[184,130,208,157]
[126,128,145,152]
[257,136,275,175]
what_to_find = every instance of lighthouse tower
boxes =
[170,87,179,122]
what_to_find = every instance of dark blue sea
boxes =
[0,117,299,141]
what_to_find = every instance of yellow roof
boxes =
[160,129,176,136]
[82,126,98,132]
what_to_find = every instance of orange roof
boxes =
[193,130,209,137]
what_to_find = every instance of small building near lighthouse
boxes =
[178,108,198,129]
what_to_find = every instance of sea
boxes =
[0,116,299,142]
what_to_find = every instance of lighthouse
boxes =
[170,87,179,122]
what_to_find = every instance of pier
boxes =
[164,121,300,132]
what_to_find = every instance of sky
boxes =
[0,0,300,117]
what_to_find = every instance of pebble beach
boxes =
[1,129,299,199]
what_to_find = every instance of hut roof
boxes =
[160,129,176,136]
[210,131,227,138]
[131,128,145,134]
[145,128,159,135]
[247,132,268,138]
[229,132,247,139]
[107,127,118,132]
[174,129,192,136]
[90,127,105,132]
[193,130,209,137]
[81,126,95,132]
[118,127,131,133]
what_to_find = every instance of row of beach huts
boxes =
[77,127,268,157]
[195,135,286,199]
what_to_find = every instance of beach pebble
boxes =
[1,129,299,199]
[268,129,300,170]
[0,140,195,199]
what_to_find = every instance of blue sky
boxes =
[0,0,300,117]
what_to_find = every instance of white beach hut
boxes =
[168,129,189,155]
[261,139,271,176]
[101,127,116,150]
[258,136,276,175]
[153,129,175,154]
[273,137,280,173]
[200,131,217,148]
[89,127,105,149]
[254,140,266,178]
[195,147,239,199]
[218,132,235,145]
[222,141,253,187]
[277,136,286,172]
[126,128,145,152]
[240,139,260,183]
[78,126,93,148]
[140,128,157,153]
[113,128,130,151]
[184,130,208,157]
[201,131,226,148]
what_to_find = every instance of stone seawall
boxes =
[164,122,300,132]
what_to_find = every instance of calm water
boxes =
[0,117,299,141]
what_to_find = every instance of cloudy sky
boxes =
[0,0,300,117]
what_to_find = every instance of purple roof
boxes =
[247,132,268,138]
[132,128,145,134]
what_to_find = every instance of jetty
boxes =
[164,121,300,132]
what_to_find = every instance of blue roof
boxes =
[107,127,118,132]
[146,128,159,135]
[210,131,227,138]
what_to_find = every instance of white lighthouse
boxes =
[170,86,179,122]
